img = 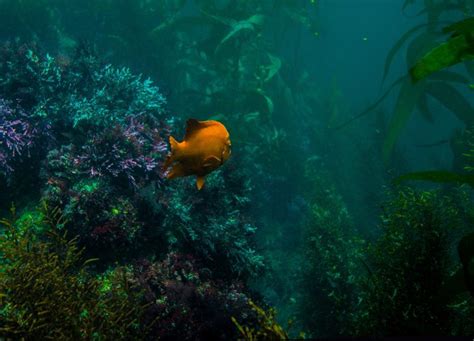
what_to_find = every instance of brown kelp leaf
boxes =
[406,31,439,67]
[150,16,213,37]
[334,76,406,130]
[425,81,474,126]
[214,14,265,52]
[383,77,425,162]
[443,16,474,36]
[381,23,428,85]
[417,94,434,123]
[283,5,318,33]
[402,0,416,14]
[394,170,474,187]
[245,89,274,118]
[465,60,474,79]
[427,70,470,84]
[410,34,474,82]
[263,53,281,83]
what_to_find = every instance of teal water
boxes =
[1,1,474,339]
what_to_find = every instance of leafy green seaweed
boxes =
[382,23,429,84]
[394,170,474,187]
[410,34,474,82]
[410,16,474,82]
[383,77,425,162]
[425,81,474,125]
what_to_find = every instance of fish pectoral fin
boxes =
[202,155,221,170]
[196,176,206,190]
[167,163,186,179]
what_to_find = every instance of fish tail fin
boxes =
[169,136,180,154]
[196,176,206,190]
[163,136,180,171]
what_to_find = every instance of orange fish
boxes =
[163,119,231,190]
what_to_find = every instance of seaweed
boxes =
[411,17,474,82]
[0,203,143,339]
[231,300,300,340]
[336,1,473,163]
[350,188,470,336]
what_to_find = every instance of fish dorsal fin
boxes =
[184,119,217,140]
[185,119,205,140]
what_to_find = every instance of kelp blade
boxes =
[410,34,474,82]
[395,170,474,187]
[383,77,424,163]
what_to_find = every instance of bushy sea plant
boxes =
[297,158,364,337]
[232,299,296,340]
[351,188,463,336]
[145,161,264,279]
[0,204,143,339]
[0,40,268,340]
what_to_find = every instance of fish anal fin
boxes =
[167,163,186,179]
[196,176,206,190]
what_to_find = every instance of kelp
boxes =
[417,93,435,123]
[394,170,474,187]
[424,81,474,125]
[381,23,430,84]
[411,35,474,82]
[339,1,473,164]
[410,16,474,82]
[383,77,425,162]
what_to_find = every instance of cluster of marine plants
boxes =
[0,0,322,218]
[296,158,365,338]
[0,39,268,338]
[294,156,474,337]
[339,0,474,164]
[350,187,474,336]
[0,203,144,339]
[2,0,474,339]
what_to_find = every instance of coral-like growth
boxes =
[0,99,40,175]
[0,42,61,111]
[72,116,168,188]
[0,204,143,339]
[0,41,167,131]
[66,63,167,129]
[61,179,144,261]
[132,253,255,340]
[153,163,264,279]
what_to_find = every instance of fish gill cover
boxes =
[1,0,474,340]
